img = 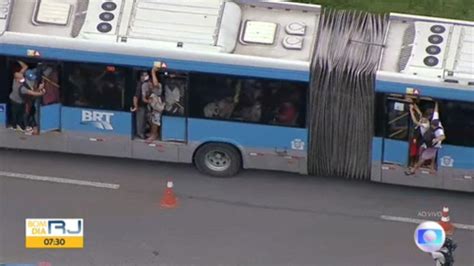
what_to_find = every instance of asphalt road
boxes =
[0,149,473,266]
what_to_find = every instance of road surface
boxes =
[0,149,473,266]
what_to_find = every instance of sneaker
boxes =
[15,126,24,132]
[25,126,33,131]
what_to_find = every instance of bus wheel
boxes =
[195,143,241,177]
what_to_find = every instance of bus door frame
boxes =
[40,61,62,133]
[161,71,188,143]
[381,94,412,167]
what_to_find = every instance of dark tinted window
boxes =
[64,63,128,111]
[438,100,474,147]
[374,93,385,137]
[189,73,307,128]
[0,56,9,103]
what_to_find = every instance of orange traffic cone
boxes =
[438,206,455,236]
[160,181,178,208]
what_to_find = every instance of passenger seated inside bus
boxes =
[41,66,60,106]
[191,74,306,128]
[65,64,125,111]
[163,76,185,116]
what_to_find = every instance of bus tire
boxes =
[194,143,241,177]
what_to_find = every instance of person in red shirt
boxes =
[276,102,297,125]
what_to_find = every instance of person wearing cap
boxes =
[9,61,45,132]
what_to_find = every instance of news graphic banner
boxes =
[61,107,132,136]
[26,219,84,248]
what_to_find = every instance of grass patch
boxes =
[293,0,474,21]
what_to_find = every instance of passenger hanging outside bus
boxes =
[408,101,429,167]
[406,118,445,175]
[24,69,43,135]
[408,101,442,170]
[8,61,45,132]
[145,66,164,142]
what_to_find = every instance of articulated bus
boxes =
[0,0,472,192]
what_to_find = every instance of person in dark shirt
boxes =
[131,71,151,139]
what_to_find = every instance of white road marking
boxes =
[380,215,474,231]
[0,171,120,190]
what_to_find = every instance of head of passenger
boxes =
[140,72,150,83]
[25,69,39,87]
[423,108,434,119]
[431,119,441,129]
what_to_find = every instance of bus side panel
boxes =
[438,145,474,192]
[61,107,132,158]
[0,126,68,153]
[0,103,6,127]
[186,118,308,174]
[370,137,383,182]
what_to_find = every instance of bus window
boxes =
[439,100,474,147]
[162,72,186,116]
[0,56,8,104]
[63,63,127,111]
[385,97,409,140]
[189,73,307,128]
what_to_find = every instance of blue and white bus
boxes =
[0,0,472,192]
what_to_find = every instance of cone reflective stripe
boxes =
[439,206,454,235]
[160,180,178,208]
[441,206,450,222]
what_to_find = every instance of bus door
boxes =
[0,56,8,127]
[382,95,411,167]
[161,72,187,142]
[39,64,62,133]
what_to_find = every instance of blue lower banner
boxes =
[61,107,131,136]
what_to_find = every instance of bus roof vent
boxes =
[282,36,304,50]
[285,22,306,36]
[241,20,278,45]
[34,0,72,26]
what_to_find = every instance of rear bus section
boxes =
[371,15,474,192]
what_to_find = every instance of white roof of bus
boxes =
[0,0,321,63]
[380,13,474,87]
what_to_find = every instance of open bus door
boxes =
[382,95,411,167]
[39,64,61,133]
[160,72,187,142]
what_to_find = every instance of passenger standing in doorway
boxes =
[131,71,152,139]
[146,67,165,142]
[406,119,445,175]
[9,61,45,132]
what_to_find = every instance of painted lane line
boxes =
[380,215,474,231]
[0,171,120,190]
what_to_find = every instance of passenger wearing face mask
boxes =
[407,101,443,173]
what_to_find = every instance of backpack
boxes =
[423,126,443,148]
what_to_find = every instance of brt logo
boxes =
[81,110,114,130]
